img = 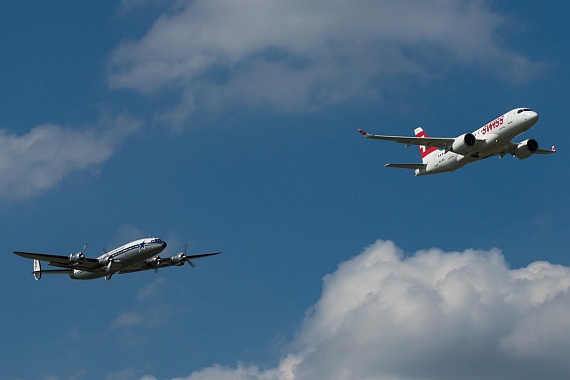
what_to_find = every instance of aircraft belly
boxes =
[476,133,509,156]
[426,153,463,174]
[70,270,106,280]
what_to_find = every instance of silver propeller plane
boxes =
[13,237,220,280]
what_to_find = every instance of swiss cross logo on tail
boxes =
[414,127,437,159]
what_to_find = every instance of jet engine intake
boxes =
[514,139,539,160]
[451,133,477,155]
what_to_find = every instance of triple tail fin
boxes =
[414,127,438,163]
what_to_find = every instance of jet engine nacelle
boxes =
[69,252,85,264]
[514,139,539,160]
[451,133,477,155]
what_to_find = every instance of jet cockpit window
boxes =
[150,238,162,243]
[517,108,533,114]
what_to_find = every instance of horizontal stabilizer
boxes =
[385,163,426,170]
[358,129,453,150]
[32,269,73,275]
[32,259,72,280]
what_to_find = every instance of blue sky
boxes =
[1,1,569,379]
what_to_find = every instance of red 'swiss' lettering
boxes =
[481,115,504,135]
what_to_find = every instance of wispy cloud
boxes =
[147,240,570,380]
[111,311,144,329]
[0,114,140,201]
[108,0,540,127]
[137,277,165,300]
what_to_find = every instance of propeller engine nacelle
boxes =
[148,256,161,269]
[171,253,186,266]
[99,256,112,266]
[514,139,539,160]
[69,252,85,264]
[450,133,477,155]
[98,256,114,273]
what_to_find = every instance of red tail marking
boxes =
[415,128,437,159]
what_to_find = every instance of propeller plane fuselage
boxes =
[13,237,220,281]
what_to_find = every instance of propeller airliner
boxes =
[13,237,220,280]
[358,108,555,176]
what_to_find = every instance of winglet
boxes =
[358,129,371,137]
[552,145,556,152]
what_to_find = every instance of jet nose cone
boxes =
[527,110,539,122]
[162,242,167,248]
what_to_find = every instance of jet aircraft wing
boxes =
[502,142,557,158]
[537,146,556,154]
[13,251,100,271]
[358,129,455,149]
[385,163,426,169]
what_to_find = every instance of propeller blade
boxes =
[106,258,114,273]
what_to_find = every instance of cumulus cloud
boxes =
[147,240,570,380]
[0,114,140,200]
[108,0,539,127]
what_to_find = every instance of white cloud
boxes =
[137,277,165,300]
[150,240,570,380]
[0,114,140,200]
[112,311,144,329]
[108,0,539,127]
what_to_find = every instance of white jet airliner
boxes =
[13,237,220,280]
[358,108,555,175]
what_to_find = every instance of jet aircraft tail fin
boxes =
[414,127,438,162]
